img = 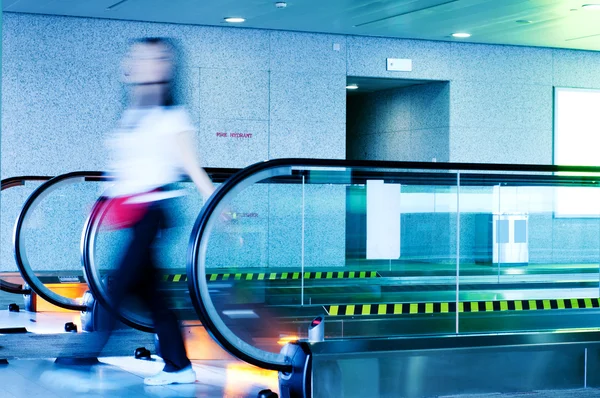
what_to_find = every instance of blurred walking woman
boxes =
[103,37,216,386]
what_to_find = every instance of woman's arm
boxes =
[174,130,216,201]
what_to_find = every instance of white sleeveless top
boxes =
[105,106,195,202]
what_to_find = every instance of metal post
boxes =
[456,171,461,334]
[498,184,501,284]
[301,174,305,306]
[585,347,588,389]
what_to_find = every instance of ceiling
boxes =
[4,0,600,51]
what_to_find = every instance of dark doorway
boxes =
[346,77,450,162]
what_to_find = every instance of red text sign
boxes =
[216,132,253,139]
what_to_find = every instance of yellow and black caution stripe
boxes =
[162,274,189,283]
[162,271,380,283]
[325,297,600,316]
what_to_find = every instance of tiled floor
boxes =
[442,392,600,398]
[5,357,600,398]
[1,309,277,396]
[0,356,278,397]
[4,308,600,397]
[0,309,233,361]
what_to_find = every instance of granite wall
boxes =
[4,12,600,273]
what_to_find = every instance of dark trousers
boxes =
[84,203,191,372]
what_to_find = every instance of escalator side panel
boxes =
[312,343,591,398]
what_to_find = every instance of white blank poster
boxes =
[554,88,600,217]
[366,180,401,259]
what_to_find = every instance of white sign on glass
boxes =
[366,180,401,259]
[554,87,600,217]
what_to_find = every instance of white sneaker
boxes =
[144,366,196,386]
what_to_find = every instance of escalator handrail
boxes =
[0,176,52,295]
[80,196,155,332]
[186,157,600,373]
[0,279,30,295]
[79,167,241,330]
[17,168,241,313]
[1,176,52,190]
[250,158,600,173]
[13,171,106,311]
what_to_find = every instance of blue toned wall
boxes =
[1,13,348,272]
[1,14,347,177]
[6,13,596,175]
[4,12,600,272]
[347,37,560,165]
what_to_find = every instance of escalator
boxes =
[12,168,238,319]
[0,176,51,297]
[80,168,239,332]
[181,158,600,397]
[10,159,600,395]
[2,167,240,361]
[13,171,105,311]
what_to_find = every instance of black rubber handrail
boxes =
[18,168,240,313]
[0,176,52,295]
[80,196,151,330]
[79,167,239,328]
[14,172,105,311]
[2,176,51,190]
[0,279,29,295]
[186,158,600,373]
[274,158,600,173]
[81,167,240,332]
